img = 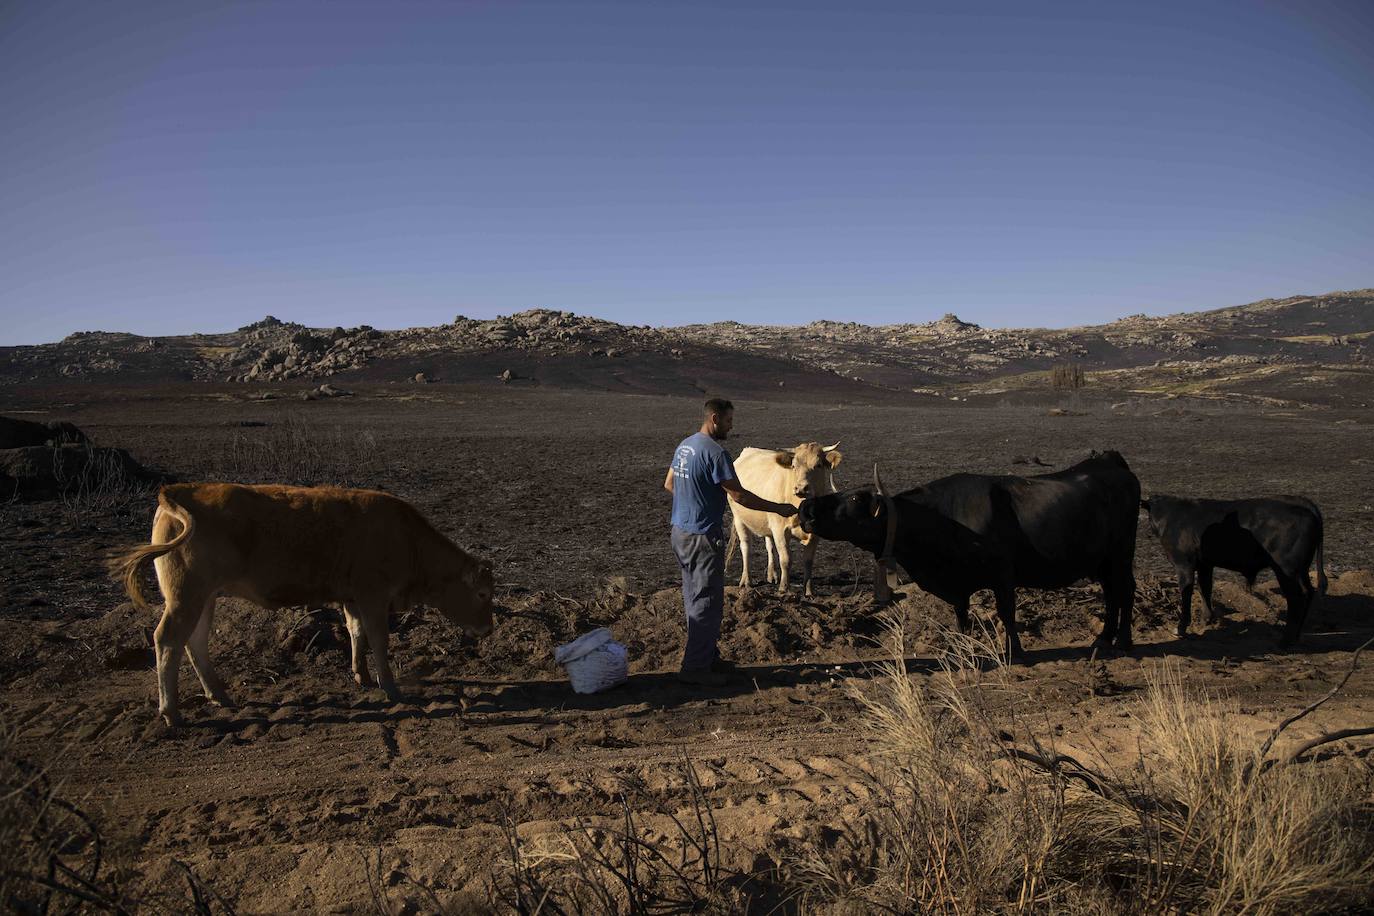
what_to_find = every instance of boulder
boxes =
[0,416,89,449]
[302,384,354,400]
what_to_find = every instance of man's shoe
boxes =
[677,668,729,687]
[710,658,742,676]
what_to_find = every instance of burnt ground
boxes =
[2,381,1373,912]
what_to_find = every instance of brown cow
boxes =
[110,483,494,726]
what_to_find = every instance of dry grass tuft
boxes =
[1124,661,1374,913]
[485,754,760,914]
[212,413,381,488]
[787,615,1374,915]
[51,442,152,524]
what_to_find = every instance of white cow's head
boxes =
[775,441,843,501]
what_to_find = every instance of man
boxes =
[664,398,797,685]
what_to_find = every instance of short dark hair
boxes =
[703,397,734,418]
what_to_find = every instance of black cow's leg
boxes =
[1096,578,1119,649]
[952,596,972,635]
[1115,569,1136,652]
[801,537,818,597]
[1197,566,1215,626]
[1176,567,1195,638]
[873,560,892,604]
[1277,569,1313,646]
[993,584,1023,661]
[1297,569,1316,634]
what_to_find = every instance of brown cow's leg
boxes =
[186,598,232,707]
[342,606,370,688]
[154,597,203,727]
[360,609,402,703]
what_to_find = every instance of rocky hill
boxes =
[2,289,1371,406]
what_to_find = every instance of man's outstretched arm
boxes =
[721,478,796,517]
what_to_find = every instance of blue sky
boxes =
[3,1,1372,344]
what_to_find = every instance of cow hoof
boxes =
[1174,627,1190,639]
[208,693,235,708]
[1114,639,1134,653]
[160,710,184,728]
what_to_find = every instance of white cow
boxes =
[727,442,841,596]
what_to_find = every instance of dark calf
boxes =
[1142,495,1327,644]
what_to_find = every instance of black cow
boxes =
[1141,495,1328,644]
[798,451,1141,659]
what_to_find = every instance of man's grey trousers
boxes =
[671,526,726,672]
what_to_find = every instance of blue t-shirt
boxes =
[669,432,736,536]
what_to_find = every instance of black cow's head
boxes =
[799,465,892,548]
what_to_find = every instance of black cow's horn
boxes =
[872,463,888,497]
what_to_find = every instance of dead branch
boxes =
[1002,747,1114,797]
[1284,726,1374,765]
[1256,636,1374,764]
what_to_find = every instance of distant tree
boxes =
[1051,362,1085,389]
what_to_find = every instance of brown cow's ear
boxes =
[826,449,843,468]
[774,451,794,468]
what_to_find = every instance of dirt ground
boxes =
[2,382,1373,912]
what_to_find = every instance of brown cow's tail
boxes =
[108,489,195,610]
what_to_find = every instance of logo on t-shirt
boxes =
[673,445,695,479]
